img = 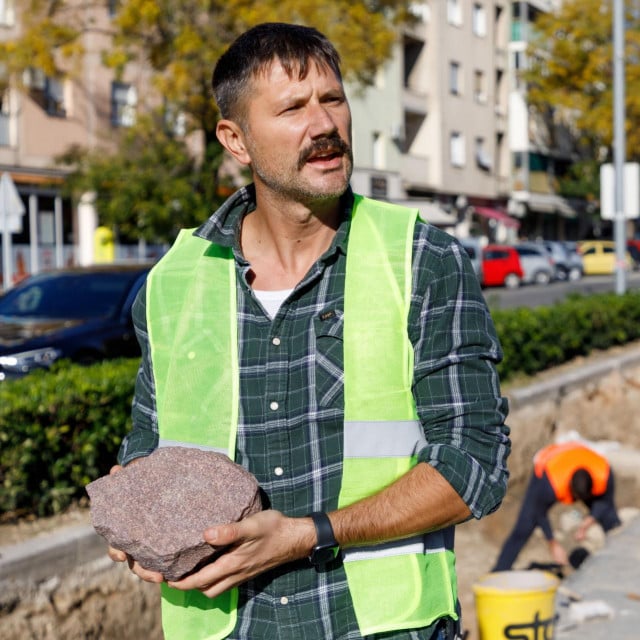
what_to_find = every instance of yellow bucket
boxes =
[472,570,560,640]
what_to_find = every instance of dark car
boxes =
[0,264,151,381]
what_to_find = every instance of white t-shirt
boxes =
[253,288,293,319]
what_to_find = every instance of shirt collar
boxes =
[193,184,354,263]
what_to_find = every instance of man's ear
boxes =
[216,119,251,166]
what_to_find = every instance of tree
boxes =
[1,1,416,241]
[524,0,640,166]
[57,112,220,241]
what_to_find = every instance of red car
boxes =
[481,244,524,288]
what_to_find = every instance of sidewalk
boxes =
[555,513,640,639]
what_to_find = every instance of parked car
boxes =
[0,264,152,381]
[577,240,633,275]
[460,237,483,283]
[481,244,524,288]
[626,239,640,270]
[514,242,556,285]
[540,240,583,281]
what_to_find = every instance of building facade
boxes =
[348,0,520,243]
[0,1,151,287]
[507,0,587,240]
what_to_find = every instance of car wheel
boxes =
[534,271,551,285]
[568,267,582,281]
[504,273,521,289]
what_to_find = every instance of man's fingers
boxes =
[129,560,165,583]
[107,545,127,562]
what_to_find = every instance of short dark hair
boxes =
[212,22,343,122]
[570,468,594,503]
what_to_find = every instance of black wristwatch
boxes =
[307,511,340,568]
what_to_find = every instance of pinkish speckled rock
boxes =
[86,447,262,581]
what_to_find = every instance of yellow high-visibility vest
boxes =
[146,194,457,639]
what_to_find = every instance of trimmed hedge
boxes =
[493,291,640,381]
[0,358,139,518]
[2,290,640,518]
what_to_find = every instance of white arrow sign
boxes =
[1,172,26,291]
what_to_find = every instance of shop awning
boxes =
[391,200,457,226]
[473,206,520,229]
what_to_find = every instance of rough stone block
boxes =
[86,447,262,581]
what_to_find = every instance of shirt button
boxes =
[280,596,289,605]
[270,401,279,411]
[274,467,284,476]
[272,337,281,346]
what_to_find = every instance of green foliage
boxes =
[57,113,227,243]
[524,0,640,163]
[557,159,600,202]
[493,291,640,382]
[0,359,139,518]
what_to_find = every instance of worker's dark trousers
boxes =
[492,474,553,572]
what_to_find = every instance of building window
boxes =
[111,82,137,127]
[26,69,67,118]
[0,89,10,146]
[450,132,466,167]
[475,137,492,171]
[0,0,15,26]
[449,61,461,95]
[108,0,118,18]
[472,3,487,37]
[512,50,527,91]
[473,70,487,103]
[372,131,385,170]
[447,0,462,26]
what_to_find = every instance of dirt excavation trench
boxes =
[2,343,640,640]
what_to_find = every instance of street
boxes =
[484,271,640,310]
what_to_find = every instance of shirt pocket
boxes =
[312,309,344,408]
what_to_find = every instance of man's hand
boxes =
[166,510,315,599]
[574,515,596,542]
[548,538,568,566]
[106,463,165,584]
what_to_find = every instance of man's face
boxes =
[240,59,353,205]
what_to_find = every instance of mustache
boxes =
[297,134,352,170]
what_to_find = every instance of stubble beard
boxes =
[250,134,354,205]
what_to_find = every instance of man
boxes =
[109,22,510,640]
[493,441,620,572]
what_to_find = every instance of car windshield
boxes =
[0,271,138,319]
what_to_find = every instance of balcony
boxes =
[402,87,428,116]
[400,154,430,189]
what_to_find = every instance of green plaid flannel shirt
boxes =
[119,185,510,640]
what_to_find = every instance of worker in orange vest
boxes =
[492,441,621,571]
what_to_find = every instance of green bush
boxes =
[493,291,640,382]
[0,358,139,517]
[2,290,640,519]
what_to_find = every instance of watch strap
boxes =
[308,511,338,547]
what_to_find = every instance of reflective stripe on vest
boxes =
[146,195,457,639]
[534,441,610,504]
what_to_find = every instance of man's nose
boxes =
[307,103,338,138]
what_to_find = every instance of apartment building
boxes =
[507,0,583,240]
[348,0,519,243]
[0,1,150,286]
